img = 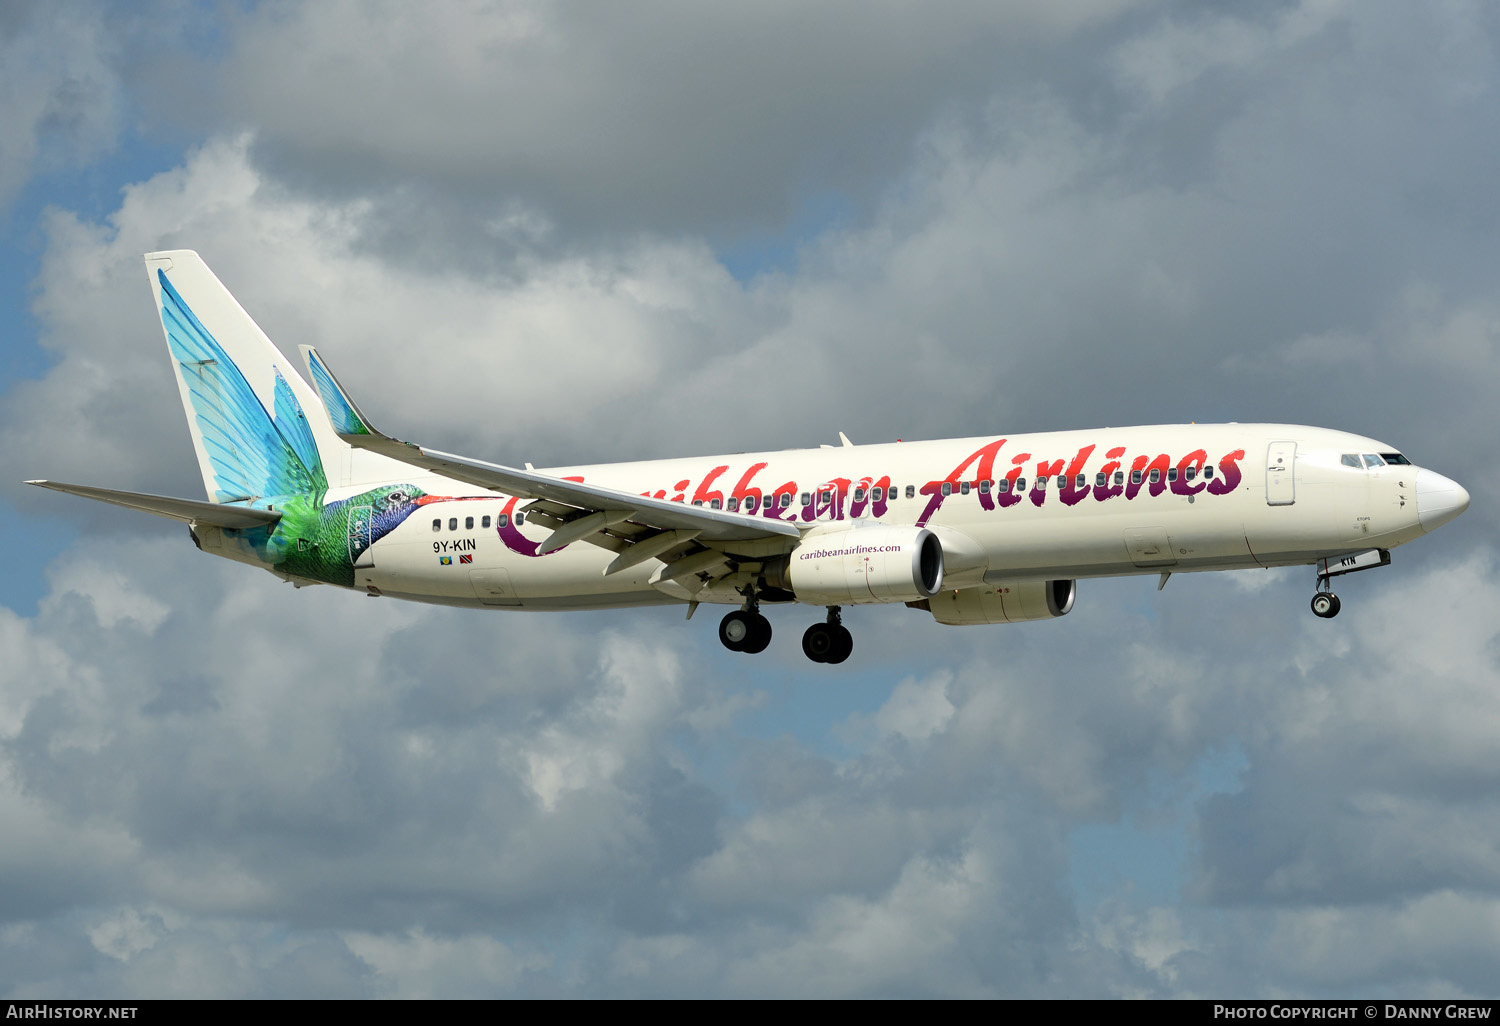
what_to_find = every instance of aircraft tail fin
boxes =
[147,251,344,505]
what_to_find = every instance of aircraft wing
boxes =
[300,347,801,550]
[26,480,283,529]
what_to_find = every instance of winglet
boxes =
[300,345,375,439]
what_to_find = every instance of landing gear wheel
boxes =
[802,622,853,663]
[743,613,772,653]
[1310,592,1341,618]
[721,610,772,653]
[802,623,835,662]
[826,624,853,664]
[720,610,754,651]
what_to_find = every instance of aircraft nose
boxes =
[1416,469,1471,532]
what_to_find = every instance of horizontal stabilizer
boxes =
[26,480,282,529]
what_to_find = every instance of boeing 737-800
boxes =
[27,251,1471,663]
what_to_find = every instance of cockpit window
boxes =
[1362,454,1385,468]
[1381,452,1412,465]
[1341,454,1363,469]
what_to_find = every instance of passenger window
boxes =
[998,479,1010,493]
[1185,467,1196,481]
[905,485,915,499]
[941,482,952,496]
[1204,465,1214,479]
[1149,470,1160,484]
[497,514,510,528]
[978,480,990,495]
[432,519,441,532]
[514,512,525,525]
[873,487,884,502]
[854,487,866,502]
[449,517,458,530]
[710,498,721,510]
[800,492,810,506]
[959,481,970,495]
[1131,470,1142,485]
[1015,477,1027,492]
[819,490,831,504]
[482,515,491,528]
[1037,476,1049,489]
[1166,468,1177,483]
[1341,454,1363,469]
[1114,471,1124,486]
[745,496,757,511]
[692,499,703,506]
[780,494,791,508]
[465,516,474,530]
[727,498,738,512]
[1096,473,1106,487]
[1076,474,1085,488]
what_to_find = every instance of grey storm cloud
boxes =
[2,0,1499,998]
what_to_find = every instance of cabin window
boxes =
[959,481,970,495]
[1166,469,1177,483]
[497,514,510,528]
[1184,467,1196,482]
[727,498,738,512]
[482,515,491,528]
[978,480,990,495]
[745,496,757,512]
[1131,470,1142,485]
[819,490,832,504]
[1075,475,1084,488]
[853,487,866,502]
[941,482,952,496]
[1203,465,1214,479]
[432,519,441,532]
[465,516,474,529]
[905,485,915,499]
[1149,469,1160,484]
[514,512,525,525]
[1095,472,1106,488]
[692,499,703,506]
[1363,454,1385,468]
[998,479,1010,493]
[449,517,458,530]
[711,498,722,509]
[1015,477,1027,492]
[800,492,810,506]
[873,486,884,502]
[1114,471,1125,486]
[1037,476,1049,489]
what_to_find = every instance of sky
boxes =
[1,0,1498,998]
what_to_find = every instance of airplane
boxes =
[27,251,1471,664]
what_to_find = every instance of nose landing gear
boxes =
[1310,590,1341,618]
[802,606,853,664]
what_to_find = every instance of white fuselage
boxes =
[230,423,1447,612]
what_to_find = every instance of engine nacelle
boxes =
[918,579,1076,625]
[784,525,944,605]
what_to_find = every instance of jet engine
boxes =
[915,579,1076,625]
[779,525,944,604]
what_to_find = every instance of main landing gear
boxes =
[802,607,853,665]
[718,593,854,664]
[719,589,772,654]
